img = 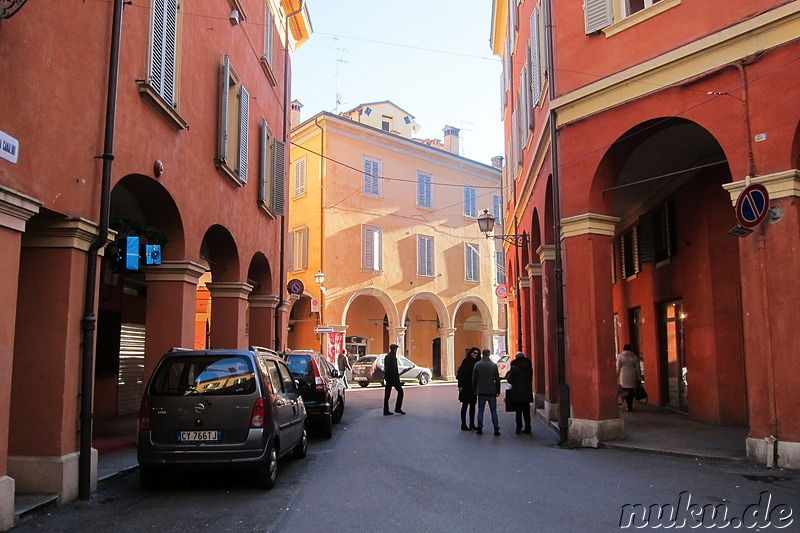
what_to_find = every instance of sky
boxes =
[291,0,505,167]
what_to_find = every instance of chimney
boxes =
[491,155,504,169]
[443,125,460,155]
[290,100,303,128]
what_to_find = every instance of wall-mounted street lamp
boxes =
[314,269,325,288]
[476,209,528,248]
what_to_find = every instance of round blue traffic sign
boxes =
[735,184,769,229]
[287,278,304,295]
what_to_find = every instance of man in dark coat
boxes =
[472,349,501,435]
[383,344,405,415]
[456,347,481,430]
[505,351,534,434]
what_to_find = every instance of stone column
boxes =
[205,282,254,349]
[144,261,205,379]
[561,214,623,447]
[249,295,280,350]
[538,245,559,420]
[440,327,457,380]
[0,186,40,531]
[526,261,546,410]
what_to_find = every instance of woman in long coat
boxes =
[505,352,534,435]
[456,347,481,430]
[617,344,642,412]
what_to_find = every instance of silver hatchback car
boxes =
[137,347,307,490]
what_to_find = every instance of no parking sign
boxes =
[735,183,769,229]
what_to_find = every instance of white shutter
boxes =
[294,157,306,196]
[218,55,230,162]
[300,227,308,270]
[238,86,249,182]
[149,0,177,105]
[259,119,268,206]
[585,0,613,34]
[271,139,285,215]
[530,8,542,105]
[287,230,295,271]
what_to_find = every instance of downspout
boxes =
[275,0,305,351]
[314,115,325,331]
[79,0,123,499]
[543,0,570,446]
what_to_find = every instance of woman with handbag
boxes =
[505,352,533,435]
[616,344,643,412]
[456,347,481,430]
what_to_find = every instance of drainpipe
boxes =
[543,0,569,446]
[275,0,305,351]
[79,0,123,499]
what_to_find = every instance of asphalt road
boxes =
[12,382,799,532]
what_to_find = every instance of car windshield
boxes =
[286,354,314,379]
[150,355,256,396]
[499,356,510,362]
[356,356,377,364]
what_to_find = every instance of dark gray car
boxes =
[137,347,307,490]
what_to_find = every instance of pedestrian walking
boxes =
[337,350,352,388]
[505,351,533,435]
[472,348,501,435]
[616,344,642,412]
[456,347,481,430]
[383,344,405,415]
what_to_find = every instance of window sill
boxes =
[136,81,188,131]
[362,192,383,200]
[215,160,245,187]
[603,0,681,38]
[259,58,278,87]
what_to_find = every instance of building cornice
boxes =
[722,170,800,203]
[0,185,41,233]
[561,213,620,239]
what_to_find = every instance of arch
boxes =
[199,224,240,282]
[341,287,400,329]
[401,291,449,328]
[450,295,492,329]
[246,251,274,296]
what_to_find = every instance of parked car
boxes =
[137,347,307,490]
[351,354,432,387]
[282,350,345,438]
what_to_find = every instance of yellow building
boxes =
[288,101,505,379]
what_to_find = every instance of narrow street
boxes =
[12,383,799,532]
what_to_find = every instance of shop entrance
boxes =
[661,300,687,412]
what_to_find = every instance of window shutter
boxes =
[417,237,426,275]
[238,86,249,182]
[294,157,306,196]
[638,211,656,264]
[585,0,613,34]
[363,227,373,270]
[218,55,230,162]
[149,0,177,105]
[300,227,308,270]
[530,8,542,105]
[287,231,295,271]
[271,139,285,215]
[417,172,431,207]
[259,119,268,206]
[264,4,274,66]
[464,187,476,217]
[363,158,380,196]
[493,195,503,227]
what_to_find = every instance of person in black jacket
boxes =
[456,347,481,430]
[505,351,534,435]
[383,344,405,415]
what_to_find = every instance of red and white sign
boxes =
[735,183,769,228]
[495,285,507,298]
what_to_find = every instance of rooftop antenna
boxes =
[445,119,475,156]
[324,37,349,112]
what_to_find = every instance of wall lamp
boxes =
[476,209,528,248]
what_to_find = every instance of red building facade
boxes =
[493,0,799,467]
[0,0,310,525]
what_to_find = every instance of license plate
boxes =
[354,377,367,381]
[178,430,220,442]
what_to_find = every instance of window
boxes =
[530,7,543,106]
[258,120,285,214]
[260,3,278,85]
[417,172,432,208]
[638,202,675,264]
[493,195,503,227]
[381,115,392,132]
[417,235,435,277]
[463,186,477,218]
[496,251,506,285]
[288,226,308,271]
[216,55,249,185]
[362,225,382,271]
[620,226,640,279]
[363,157,381,197]
[148,0,179,107]
[293,156,307,197]
[465,243,480,282]
[625,0,662,16]
[585,0,675,34]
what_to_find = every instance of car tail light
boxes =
[250,397,266,428]
[139,400,151,431]
[310,360,325,392]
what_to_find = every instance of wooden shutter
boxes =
[238,86,249,182]
[417,172,431,207]
[530,7,542,105]
[299,227,308,270]
[264,4,274,66]
[287,230,295,271]
[149,0,177,105]
[363,158,380,196]
[585,0,613,34]
[363,226,381,271]
[294,157,306,196]
[259,119,268,206]
[218,55,230,162]
[271,139,286,215]
[638,211,656,264]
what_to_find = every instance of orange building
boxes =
[288,101,506,376]
[0,0,310,523]
[493,0,800,467]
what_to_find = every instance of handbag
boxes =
[504,390,513,412]
[635,383,648,401]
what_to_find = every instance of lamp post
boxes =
[314,269,325,325]
[477,209,529,248]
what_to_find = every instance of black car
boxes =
[137,347,307,490]
[283,350,345,438]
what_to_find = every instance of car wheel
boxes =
[418,373,430,385]
[255,442,278,489]
[139,466,164,491]
[359,382,369,388]
[293,426,308,459]
[318,413,333,439]
[332,396,345,424]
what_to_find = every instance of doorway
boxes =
[432,338,441,378]
[661,300,687,412]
